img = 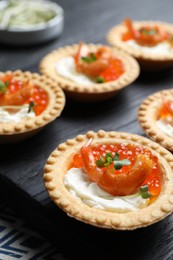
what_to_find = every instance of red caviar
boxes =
[0,74,48,116]
[99,58,124,82]
[26,86,48,116]
[159,100,173,119]
[70,143,161,196]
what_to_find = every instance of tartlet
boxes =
[107,20,173,70]
[0,70,65,143]
[138,89,173,151]
[44,130,173,230]
[39,43,139,102]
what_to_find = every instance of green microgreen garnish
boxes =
[96,77,105,83]
[96,152,131,170]
[95,155,105,167]
[81,53,96,63]
[139,28,157,35]
[139,185,151,199]
[0,80,9,94]
[28,101,35,113]
[113,159,131,170]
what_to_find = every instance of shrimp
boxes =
[74,42,112,77]
[98,154,153,196]
[0,81,34,106]
[80,138,103,182]
[124,18,166,47]
[80,139,154,196]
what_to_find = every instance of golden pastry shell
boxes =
[39,44,140,102]
[0,70,65,143]
[44,130,173,230]
[107,21,173,70]
[138,89,173,151]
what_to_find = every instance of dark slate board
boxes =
[1,0,173,259]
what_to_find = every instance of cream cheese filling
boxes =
[156,118,173,137]
[0,104,35,123]
[55,56,95,86]
[126,40,172,55]
[64,167,148,213]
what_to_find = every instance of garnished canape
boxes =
[156,99,173,137]
[39,43,139,102]
[0,73,48,122]
[67,42,125,84]
[44,130,173,230]
[66,139,160,209]
[107,19,173,70]
[138,89,173,151]
[0,70,65,143]
[122,18,173,48]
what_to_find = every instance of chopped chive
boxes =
[96,152,131,170]
[139,185,151,199]
[96,77,104,83]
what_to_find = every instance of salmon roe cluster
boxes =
[159,100,173,119]
[70,143,161,196]
[26,86,48,116]
[0,74,48,116]
[99,58,124,82]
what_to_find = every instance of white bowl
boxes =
[0,0,64,45]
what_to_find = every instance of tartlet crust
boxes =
[44,130,173,230]
[107,21,173,70]
[39,44,140,102]
[138,89,173,151]
[0,70,65,143]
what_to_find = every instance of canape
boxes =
[39,43,139,102]
[107,18,173,70]
[138,89,173,151]
[0,70,65,142]
[44,130,173,230]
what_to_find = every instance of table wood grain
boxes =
[1,0,173,259]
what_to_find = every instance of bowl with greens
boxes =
[0,0,64,45]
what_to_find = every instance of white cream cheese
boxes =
[126,40,172,55]
[0,104,35,123]
[55,56,95,86]
[156,119,173,137]
[64,168,148,213]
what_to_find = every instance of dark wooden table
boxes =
[1,0,173,259]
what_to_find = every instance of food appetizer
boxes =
[39,43,139,102]
[0,70,65,143]
[138,89,173,151]
[107,18,173,70]
[44,130,173,230]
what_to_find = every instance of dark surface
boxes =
[1,0,173,259]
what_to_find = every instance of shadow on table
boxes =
[1,172,172,260]
[137,66,173,88]
[44,202,172,260]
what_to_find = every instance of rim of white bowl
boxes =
[0,0,64,32]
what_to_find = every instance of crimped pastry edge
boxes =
[138,89,173,151]
[44,130,173,230]
[0,70,65,141]
[39,44,140,101]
